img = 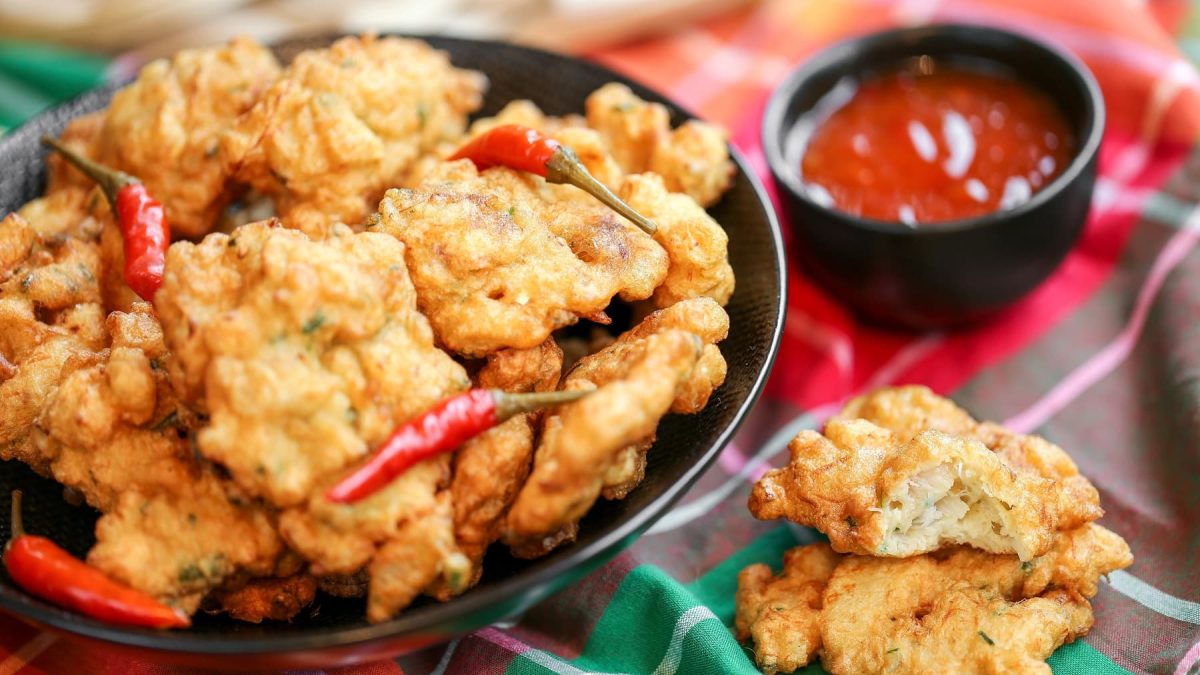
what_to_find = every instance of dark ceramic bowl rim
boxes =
[0,34,787,658]
[762,23,1105,235]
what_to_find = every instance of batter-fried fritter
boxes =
[221,35,486,237]
[210,574,318,623]
[95,37,280,238]
[835,386,1103,530]
[156,221,469,507]
[436,339,563,598]
[750,418,1068,560]
[586,83,734,207]
[735,543,843,675]
[619,173,734,308]
[373,163,667,356]
[819,524,1132,675]
[504,330,702,552]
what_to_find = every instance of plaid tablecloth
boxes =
[2,1,1200,673]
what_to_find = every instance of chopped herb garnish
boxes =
[417,102,428,129]
[978,631,994,646]
[845,516,857,528]
[1020,561,1033,573]
[507,206,516,217]
[340,58,359,69]
[611,102,635,112]
[151,410,179,431]
[886,648,900,654]
[178,564,204,584]
[302,311,326,334]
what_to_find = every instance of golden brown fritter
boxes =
[504,329,702,552]
[156,221,469,507]
[373,163,667,356]
[750,418,1068,561]
[436,339,564,598]
[619,173,735,308]
[735,543,843,675]
[96,37,281,238]
[818,524,1132,675]
[836,386,1103,530]
[367,490,470,622]
[586,83,734,207]
[211,574,318,623]
[221,35,486,237]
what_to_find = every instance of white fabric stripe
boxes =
[429,637,460,675]
[651,606,719,675]
[645,404,838,535]
[1107,571,1200,625]
[0,633,56,675]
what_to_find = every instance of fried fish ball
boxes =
[751,418,1071,561]
[210,574,318,623]
[156,221,469,507]
[222,35,486,237]
[619,173,734,308]
[586,83,734,207]
[373,164,667,356]
[818,524,1132,675]
[504,330,702,550]
[735,543,843,675]
[432,339,564,599]
[95,37,280,238]
[835,386,1103,530]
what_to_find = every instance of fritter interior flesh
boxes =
[222,35,486,237]
[373,162,667,356]
[835,386,1103,529]
[751,418,1070,560]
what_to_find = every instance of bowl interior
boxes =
[0,34,785,662]
[764,23,1103,234]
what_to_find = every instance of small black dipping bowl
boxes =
[763,24,1104,329]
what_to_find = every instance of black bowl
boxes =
[763,24,1103,330]
[0,35,786,668]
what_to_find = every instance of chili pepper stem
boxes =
[8,490,23,544]
[492,389,590,421]
[545,147,657,235]
[40,136,136,207]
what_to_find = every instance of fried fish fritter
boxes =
[619,173,735,308]
[836,386,1103,529]
[209,574,318,623]
[735,543,843,675]
[504,329,702,554]
[586,83,734,207]
[95,37,281,238]
[156,221,469,507]
[221,35,486,237]
[819,524,1132,675]
[737,525,1132,675]
[434,339,564,598]
[750,418,1069,561]
[373,163,667,356]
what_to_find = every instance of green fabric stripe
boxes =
[0,40,108,100]
[507,526,1130,674]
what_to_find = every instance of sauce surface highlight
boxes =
[798,63,1074,225]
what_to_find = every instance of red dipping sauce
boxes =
[796,60,1074,225]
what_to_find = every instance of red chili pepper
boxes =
[327,388,590,504]
[5,491,190,629]
[449,124,657,235]
[41,136,169,302]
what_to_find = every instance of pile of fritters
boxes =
[0,35,737,625]
[736,386,1133,674]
